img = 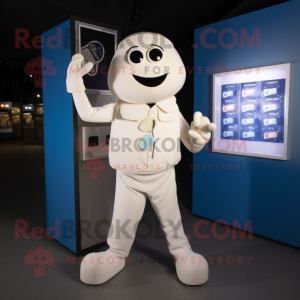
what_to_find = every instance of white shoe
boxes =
[80,250,125,285]
[175,251,209,285]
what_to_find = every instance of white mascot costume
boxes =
[67,32,216,285]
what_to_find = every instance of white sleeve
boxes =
[72,92,117,123]
[179,112,204,153]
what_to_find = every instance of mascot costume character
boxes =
[67,32,216,285]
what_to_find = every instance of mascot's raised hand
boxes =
[188,111,216,149]
[66,54,93,93]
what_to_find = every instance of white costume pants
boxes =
[107,167,192,259]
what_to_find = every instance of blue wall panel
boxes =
[193,1,300,248]
[42,20,77,252]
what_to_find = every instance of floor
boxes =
[1,138,300,300]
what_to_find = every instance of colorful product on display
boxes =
[263,118,277,126]
[12,106,22,127]
[222,91,233,98]
[242,104,255,112]
[223,118,233,125]
[23,113,34,128]
[0,113,12,128]
[263,88,277,97]
[264,132,278,139]
[242,118,254,125]
[36,106,43,115]
[221,79,285,143]
[263,104,277,112]
[223,131,233,137]
[222,104,236,112]
[12,115,21,126]
[242,132,255,138]
[242,89,254,97]
[221,84,239,139]
[12,107,21,114]
[0,119,7,128]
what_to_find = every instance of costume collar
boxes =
[119,97,177,121]
[156,96,177,113]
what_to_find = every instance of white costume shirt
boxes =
[73,92,202,174]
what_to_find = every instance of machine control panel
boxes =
[79,126,111,161]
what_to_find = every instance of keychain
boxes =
[138,117,155,151]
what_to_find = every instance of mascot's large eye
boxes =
[129,50,144,64]
[147,48,163,63]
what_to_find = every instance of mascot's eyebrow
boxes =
[151,44,164,51]
[126,46,138,53]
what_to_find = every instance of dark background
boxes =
[0,0,290,210]
[2,2,300,300]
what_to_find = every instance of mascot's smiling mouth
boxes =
[132,73,168,87]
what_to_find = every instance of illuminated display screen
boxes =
[78,24,117,91]
[221,79,285,143]
[212,64,291,160]
[22,105,34,111]
[0,103,11,109]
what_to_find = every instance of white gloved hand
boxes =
[188,111,216,149]
[66,53,93,93]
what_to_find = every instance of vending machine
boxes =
[0,102,13,139]
[42,16,121,255]
[12,103,22,138]
[35,103,44,144]
[22,104,36,144]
